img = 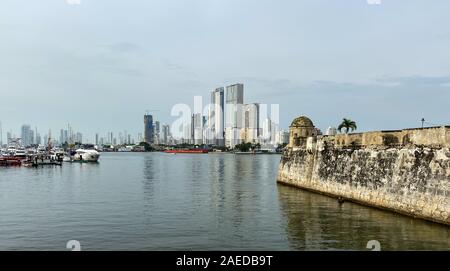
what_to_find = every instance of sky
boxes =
[1,0,450,142]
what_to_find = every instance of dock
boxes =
[23,154,63,167]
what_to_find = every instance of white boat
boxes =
[72,149,100,162]
[49,149,65,162]
[14,148,27,158]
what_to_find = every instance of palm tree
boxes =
[338,118,357,134]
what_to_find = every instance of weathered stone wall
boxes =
[278,143,450,225]
[326,126,450,149]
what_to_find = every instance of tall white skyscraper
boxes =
[21,125,32,147]
[192,113,203,145]
[208,87,225,146]
[275,130,289,145]
[225,83,244,148]
[154,121,160,144]
[242,103,260,143]
[162,124,170,145]
[261,118,272,144]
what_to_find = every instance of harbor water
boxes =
[0,152,448,250]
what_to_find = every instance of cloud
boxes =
[376,75,450,87]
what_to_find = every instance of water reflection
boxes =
[278,184,450,250]
[142,153,157,201]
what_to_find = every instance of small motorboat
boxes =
[71,149,100,162]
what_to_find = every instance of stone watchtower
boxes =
[288,116,316,149]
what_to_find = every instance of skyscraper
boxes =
[208,87,225,146]
[7,131,12,145]
[36,132,41,145]
[43,134,48,147]
[154,121,160,144]
[21,125,32,147]
[242,103,260,143]
[162,125,170,145]
[76,132,83,144]
[144,114,154,144]
[192,113,203,145]
[225,83,244,148]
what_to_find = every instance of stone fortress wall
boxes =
[279,116,450,225]
[320,126,450,149]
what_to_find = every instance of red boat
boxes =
[164,149,209,154]
[0,157,23,167]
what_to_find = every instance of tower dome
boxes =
[290,116,314,128]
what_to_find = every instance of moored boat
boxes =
[0,157,22,166]
[71,149,101,162]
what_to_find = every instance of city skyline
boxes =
[1,82,290,148]
[1,1,450,141]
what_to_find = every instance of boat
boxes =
[0,157,22,166]
[164,149,209,154]
[13,148,27,159]
[50,148,65,161]
[70,149,100,162]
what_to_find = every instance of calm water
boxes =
[0,152,448,251]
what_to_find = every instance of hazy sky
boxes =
[1,0,449,142]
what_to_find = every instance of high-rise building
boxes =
[225,83,244,148]
[43,134,48,147]
[192,113,203,145]
[6,131,12,145]
[36,133,41,145]
[154,121,160,144]
[64,130,68,144]
[261,118,272,143]
[60,129,64,145]
[144,114,154,144]
[60,129,70,145]
[95,133,99,145]
[76,132,83,144]
[111,132,115,145]
[275,130,289,145]
[208,87,225,146]
[119,132,123,144]
[242,103,260,143]
[162,124,170,145]
[21,125,32,147]
[183,123,191,144]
